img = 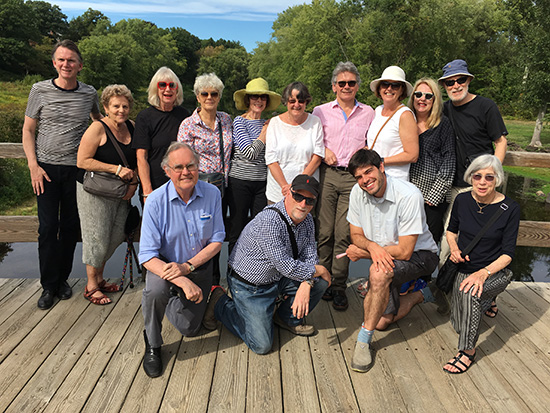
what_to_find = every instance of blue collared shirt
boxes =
[228,201,317,284]
[139,179,225,265]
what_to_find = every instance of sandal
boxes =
[357,280,368,298]
[98,279,121,293]
[84,287,112,305]
[443,350,476,374]
[485,301,498,318]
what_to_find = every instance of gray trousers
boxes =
[142,260,213,348]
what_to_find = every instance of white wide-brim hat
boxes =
[369,66,414,98]
[233,78,281,112]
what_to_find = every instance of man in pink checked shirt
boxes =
[312,62,375,311]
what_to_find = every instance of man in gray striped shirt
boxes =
[22,40,102,310]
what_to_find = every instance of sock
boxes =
[357,324,374,344]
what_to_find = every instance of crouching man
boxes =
[346,149,438,373]
[139,142,225,377]
[207,175,331,354]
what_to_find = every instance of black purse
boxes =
[436,202,508,293]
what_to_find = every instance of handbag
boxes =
[83,120,132,199]
[436,202,509,293]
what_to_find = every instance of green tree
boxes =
[168,27,202,83]
[65,8,110,41]
[27,1,68,39]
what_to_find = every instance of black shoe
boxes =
[322,287,333,301]
[57,281,72,300]
[38,289,55,310]
[143,330,162,378]
[332,290,349,311]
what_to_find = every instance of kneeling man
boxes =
[346,149,438,373]
[210,175,331,354]
[139,142,225,377]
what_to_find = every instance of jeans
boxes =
[36,163,80,291]
[215,274,328,354]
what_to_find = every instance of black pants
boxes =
[36,163,80,291]
[425,201,449,245]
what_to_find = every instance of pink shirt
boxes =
[312,100,375,167]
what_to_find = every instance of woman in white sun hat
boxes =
[366,66,418,181]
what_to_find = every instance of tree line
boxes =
[0,0,548,142]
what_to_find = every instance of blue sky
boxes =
[53,0,308,52]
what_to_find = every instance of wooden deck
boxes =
[1,277,550,412]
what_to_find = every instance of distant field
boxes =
[505,118,550,148]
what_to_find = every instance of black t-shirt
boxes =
[443,96,507,187]
[132,105,190,190]
[447,192,520,274]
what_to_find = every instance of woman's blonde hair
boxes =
[407,77,443,129]
[147,67,184,107]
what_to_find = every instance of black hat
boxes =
[291,174,319,197]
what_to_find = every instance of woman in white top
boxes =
[265,81,324,203]
[366,66,418,181]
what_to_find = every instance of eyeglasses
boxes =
[380,81,402,89]
[158,81,178,90]
[168,163,198,173]
[336,80,357,88]
[472,173,495,182]
[443,76,469,87]
[291,190,316,206]
[249,94,268,101]
[413,91,434,100]
[200,91,219,98]
[287,98,307,104]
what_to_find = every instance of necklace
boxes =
[473,193,496,214]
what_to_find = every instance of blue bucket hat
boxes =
[438,59,474,83]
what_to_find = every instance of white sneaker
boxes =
[351,341,374,373]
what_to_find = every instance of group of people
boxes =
[23,39,520,380]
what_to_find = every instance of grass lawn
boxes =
[505,118,550,148]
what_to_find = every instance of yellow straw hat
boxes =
[233,78,281,112]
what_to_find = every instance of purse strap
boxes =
[218,119,225,174]
[99,119,131,168]
[266,207,298,259]
[461,202,508,257]
[367,104,404,151]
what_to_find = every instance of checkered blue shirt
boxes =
[228,201,317,284]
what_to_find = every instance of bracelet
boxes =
[484,267,492,276]
[115,164,122,176]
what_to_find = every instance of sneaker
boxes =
[273,312,315,336]
[202,286,225,330]
[351,341,374,373]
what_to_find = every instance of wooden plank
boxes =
[247,329,282,413]
[332,282,407,412]
[524,281,550,302]
[308,299,360,413]
[507,282,550,322]
[160,327,221,413]
[0,216,38,242]
[0,278,40,325]
[504,151,550,168]
[42,282,144,413]
[0,278,23,301]
[517,221,550,248]
[207,326,248,413]
[0,143,25,159]
[0,279,89,411]
[120,320,183,413]
[4,280,131,413]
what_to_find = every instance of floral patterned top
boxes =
[177,108,233,182]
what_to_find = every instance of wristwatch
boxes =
[186,261,195,273]
[305,279,315,288]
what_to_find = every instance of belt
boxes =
[328,165,349,172]
[228,268,273,287]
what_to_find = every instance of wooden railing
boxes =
[1,142,550,246]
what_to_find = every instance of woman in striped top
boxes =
[227,78,281,254]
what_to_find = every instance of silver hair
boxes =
[193,73,224,97]
[161,142,200,170]
[147,67,184,107]
[464,154,504,186]
[101,84,133,109]
[331,61,361,86]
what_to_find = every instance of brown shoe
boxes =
[273,312,315,336]
[202,286,225,330]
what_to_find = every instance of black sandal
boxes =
[485,301,498,318]
[443,350,476,374]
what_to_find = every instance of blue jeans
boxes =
[215,275,328,354]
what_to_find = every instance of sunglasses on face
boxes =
[380,81,402,89]
[249,94,268,101]
[291,190,316,206]
[288,98,306,105]
[444,76,469,87]
[158,81,178,90]
[337,80,357,88]
[168,163,198,173]
[472,173,495,182]
[200,91,219,98]
[413,91,434,100]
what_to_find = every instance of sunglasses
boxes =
[337,80,357,88]
[413,91,434,100]
[380,81,402,89]
[200,91,219,98]
[444,76,469,87]
[288,98,307,104]
[158,81,178,90]
[291,190,316,206]
[249,94,268,101]
[472,173,495,182]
